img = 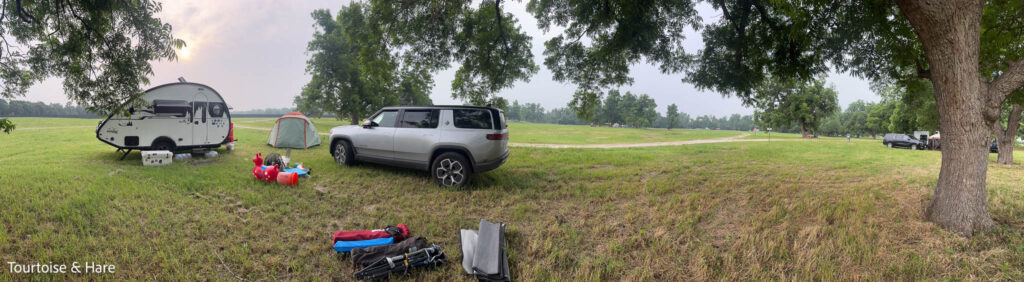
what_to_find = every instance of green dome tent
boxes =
[267,112,321,149]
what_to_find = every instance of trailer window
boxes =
[152,99,190,117]
[209,103,225,118]
[192,102,207,123]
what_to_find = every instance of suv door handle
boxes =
[195,121,199,125]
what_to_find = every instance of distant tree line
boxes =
[0,100,98,117]
[231,108,299,115]
[505,101,590,125]
[813,85,941,138]
[505,91,757,131]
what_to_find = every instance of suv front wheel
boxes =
[333,140,356,166]
[432,152,472,187]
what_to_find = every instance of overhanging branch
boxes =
[986,57,1024,110]
[14,0,37,24]
[1,0,7,24]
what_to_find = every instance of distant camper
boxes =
[96,81,233,153]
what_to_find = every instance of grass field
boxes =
[503,122,744,144]
[234,118,748,145]
[740,131,858,140]
[2,117,1024,280]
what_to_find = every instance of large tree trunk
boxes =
[896,0,994,236]
[798,119,809,138]
[349,112,359,125]
[991,104,1023,165]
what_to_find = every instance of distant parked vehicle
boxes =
[327,105,510,187]
[991,139,999,153]
[882,133,925,150]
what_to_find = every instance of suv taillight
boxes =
[486,133,508,140]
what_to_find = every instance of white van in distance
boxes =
[96,81,234,155]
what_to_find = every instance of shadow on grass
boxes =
[344,161,538,191]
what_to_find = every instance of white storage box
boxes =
[141,150,173,166]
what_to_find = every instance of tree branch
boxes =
[0,0,6,60]
[1,0,7,24]
[986,57,1024,110]
[991,104,1024,139]
[1008,104,1024,137]
[65,0,103,39]
[494,0,505,45]
[14,0,37,24]
[752,1,782,32]
[715,0,732,22]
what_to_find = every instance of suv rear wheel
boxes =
[333,140,355,166]
[432,152,472,187]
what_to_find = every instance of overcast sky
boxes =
[21,0,879,116]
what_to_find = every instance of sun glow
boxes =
[175,34,196,61]
[179,45,192,60]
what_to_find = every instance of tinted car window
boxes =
[454,109,492,129]
[400,110,439,128]
[372,110,398,127]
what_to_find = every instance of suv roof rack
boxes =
[381,105,501,111]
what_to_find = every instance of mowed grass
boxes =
[235,118,747,145]
[1,118,1024,280]
[505,122,743,144]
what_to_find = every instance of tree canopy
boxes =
[297,4,432,124]
[666,104,679,130]
[0,0,183,133]
[369,0,538,105]
[752,78,838,137]
[526,0,700,120]
[528,0,1024,236]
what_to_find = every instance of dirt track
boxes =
[507,134,811,148]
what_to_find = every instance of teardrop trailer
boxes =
[96,81,235,159]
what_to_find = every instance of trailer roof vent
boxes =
[178,77,187,83]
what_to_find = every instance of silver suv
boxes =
[328,106,510,187]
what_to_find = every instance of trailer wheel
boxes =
[152,140,175,152]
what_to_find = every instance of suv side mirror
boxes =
[362,120,375,128]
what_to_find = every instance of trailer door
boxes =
[192,93,209,145]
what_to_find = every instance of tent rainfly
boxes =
[267,112,321,149]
